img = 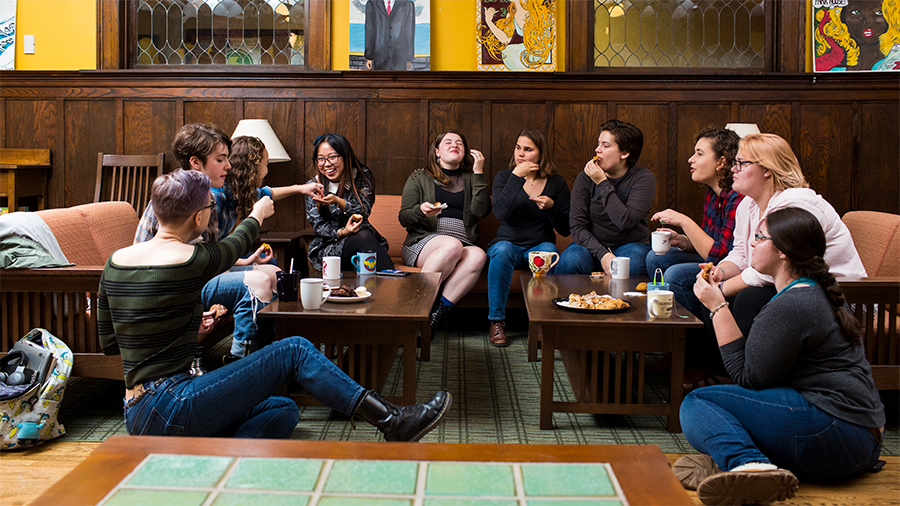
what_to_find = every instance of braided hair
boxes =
[766,207,862,345]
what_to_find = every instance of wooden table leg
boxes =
[668,330,686,432]
[528,323,541,362]
[540,327,555,430]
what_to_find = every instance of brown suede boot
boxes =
[489,321,508,347]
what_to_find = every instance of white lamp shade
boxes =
[232,119,291,163]
[725,123,761,138]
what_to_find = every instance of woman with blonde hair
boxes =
[482,0,555,71]
[701,134,865,368]
[815,0,900,70]
[399,130,491,335]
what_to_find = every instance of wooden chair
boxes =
[94,153,164,213]
[839,211,900,390]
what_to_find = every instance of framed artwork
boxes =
[349,0,431,71]
[813,0,900,72]
[0,0,15,71]
[477,0,556,72]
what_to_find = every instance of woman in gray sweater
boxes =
[676,207,885,506]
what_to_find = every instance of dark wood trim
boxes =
[306,0,330,71]
[97,0,124,70]
[565,0,591,72]
[776,0,806,73]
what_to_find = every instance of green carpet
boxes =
[58,315,899,455]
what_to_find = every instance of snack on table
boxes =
[635,282,647,292]
[567,291,629,310]
[330,285,357,297]
[209,304,228,319]
[354,286,369,297]
[701,262,715,281]
[590,271,605,278]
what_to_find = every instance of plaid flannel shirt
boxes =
[700,187,743,263]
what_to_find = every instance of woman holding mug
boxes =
[676,207,884,505]
[304,133,393,274]
[399,130,492,333]
[486,129,570,346]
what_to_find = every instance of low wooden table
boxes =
[32,435,692,506]
[0,148,51,212]
[258,272,440,405]
[521,274,703,432]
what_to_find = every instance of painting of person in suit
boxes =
[365,0,415,70]
[814,0,900,71]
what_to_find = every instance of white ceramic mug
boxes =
[322,255,341,280]
[609,256,630,279]
[647,289,674,319]
[528,251,560,277]
[300,278,329,310]
[651,231,671,255]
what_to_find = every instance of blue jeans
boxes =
[556,242,651,277]
[681,385,882,481]
[487,241,558,321]
[124,337,366,439]
[645,249,706,318]
[202,271,275,356]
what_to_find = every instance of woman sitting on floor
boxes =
[676,206,885,506]
[100,169,451,441]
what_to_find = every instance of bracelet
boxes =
[709,301,729,319]
[718,281,726,297]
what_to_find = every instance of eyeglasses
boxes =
[754,231,772,242]
[732,159,760,172]
[200,201,215,212]
[316,154,341,166]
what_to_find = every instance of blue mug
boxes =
[351,251,376,274]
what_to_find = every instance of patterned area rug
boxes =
[58,312,899,455]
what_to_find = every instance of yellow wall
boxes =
[331,0,566,71]
[14,0,96,70]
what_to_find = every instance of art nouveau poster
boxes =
[477,0,556,72]
[349,0,431,71]
[813,0,900,71]
[0,0,16,71]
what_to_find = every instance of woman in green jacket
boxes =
[399,129,492,332]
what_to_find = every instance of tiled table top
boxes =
[99,454,628,506]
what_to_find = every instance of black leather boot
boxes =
[429,299,452,339]
[354,390,452,442]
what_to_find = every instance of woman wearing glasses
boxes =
[705,133,865,345]
[399,130,491,335]
[675,207,884,505]
[304,133,394,273]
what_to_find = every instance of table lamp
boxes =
[724,123,761,138]
[232,119,291,162]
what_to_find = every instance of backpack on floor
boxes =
[0,328,72,450]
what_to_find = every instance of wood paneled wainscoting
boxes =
[0,71,897,234]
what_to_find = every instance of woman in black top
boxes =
[486,129,570,346]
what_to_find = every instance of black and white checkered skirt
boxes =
[401,217,474,266]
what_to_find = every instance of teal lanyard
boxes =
[771,277,817,301]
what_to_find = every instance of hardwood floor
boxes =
[2,442,897,506]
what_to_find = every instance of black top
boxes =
[489,170,571,248]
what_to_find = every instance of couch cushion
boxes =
[36,202,138,266]
[842,211,900,278]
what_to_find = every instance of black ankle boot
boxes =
[430,299,452,334]
[354,390,452,442]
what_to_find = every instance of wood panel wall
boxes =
[1,71,897,234]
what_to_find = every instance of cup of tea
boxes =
[647,290,674,319]
[351,251,377,275]
[322,255,341,281]
[651,231,671,255]
[528,251,559,277]
[300,278,329,310]
[276,271,300,302]
[609,257,630,279]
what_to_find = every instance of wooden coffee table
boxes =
[521,274,703,432]
[258,272,440,405]
[32,435,692,506]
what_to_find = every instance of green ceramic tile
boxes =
[104,489,208,506]
[212,492,310,506]
[425,463,515,497]
[127,455,234,488]
[525,501,622,506]
[317,498,411,506]
[424,500,518,506]
[324,460,418,494]
[521,464,615,497]
[226,458,323,491]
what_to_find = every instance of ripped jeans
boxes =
[202,270,275,357]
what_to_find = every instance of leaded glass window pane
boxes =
[135,0,305,66]
[594,0,766,68]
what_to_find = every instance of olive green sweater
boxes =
[98,218,259,388]
[398,168,491,247]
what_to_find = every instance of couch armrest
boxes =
[1,266,105,292]
[837,276,900,390]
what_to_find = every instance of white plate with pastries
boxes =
[327,287,372,303]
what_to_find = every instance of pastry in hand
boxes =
[209,304,228,319]
[351,213,363,222]
[701,262,715,281]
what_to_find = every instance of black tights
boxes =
[340,229,395,271]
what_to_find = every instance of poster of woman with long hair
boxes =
[477,0,555,72]
[814,0,900,71]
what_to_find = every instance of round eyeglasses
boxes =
[316,154,341,166]
[732,159,760,172]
